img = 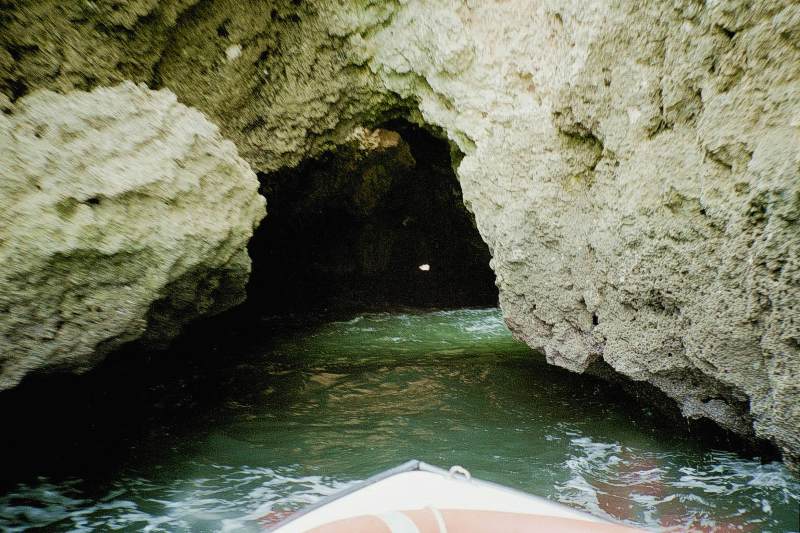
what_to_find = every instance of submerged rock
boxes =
[0,82,265,389]
[1,1,798,468]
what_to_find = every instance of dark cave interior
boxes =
[245,119,498,312]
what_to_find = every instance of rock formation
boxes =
[0,82,265,389]
[1,0,798,468]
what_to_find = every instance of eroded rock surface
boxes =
[367,0,800,468]
[0,82,265,389]
[1,0,798,467]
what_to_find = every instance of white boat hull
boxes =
[268,460,642,532]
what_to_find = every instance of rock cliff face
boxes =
[1,1,798,467]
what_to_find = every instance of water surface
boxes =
[1,309,797,531]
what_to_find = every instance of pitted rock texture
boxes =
[0,0,403,171]
[365,0,800,468]
[1,0,798,468]
[0,82,265,389]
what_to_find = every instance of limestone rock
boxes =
[0,0,403,172]
[0,82,265,389]
[366,0,800,467]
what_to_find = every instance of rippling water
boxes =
[1,309,798,531]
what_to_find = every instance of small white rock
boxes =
[225,44,242,62]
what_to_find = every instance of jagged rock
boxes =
[1,0,798,468]
[0,82,265,389]
[0,0,403,172]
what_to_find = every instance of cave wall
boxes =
[1,0,799,469]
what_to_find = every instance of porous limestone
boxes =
[1,0,798,468]
[0,82,265,389]
[366,0,800,468]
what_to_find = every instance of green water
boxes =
[1,308,798,531]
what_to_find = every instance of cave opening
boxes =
[0,119,504,483]
[245,119,498,313]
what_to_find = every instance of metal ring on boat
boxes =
[447,465,471,480]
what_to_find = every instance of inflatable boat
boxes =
[266,460,643,532]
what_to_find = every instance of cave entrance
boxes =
[246,120,498,312]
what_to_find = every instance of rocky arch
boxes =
[1,0,798,471]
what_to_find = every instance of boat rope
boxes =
[376,510,420,533]
[428,506,448,533]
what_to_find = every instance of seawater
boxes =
[0,308,797,531]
